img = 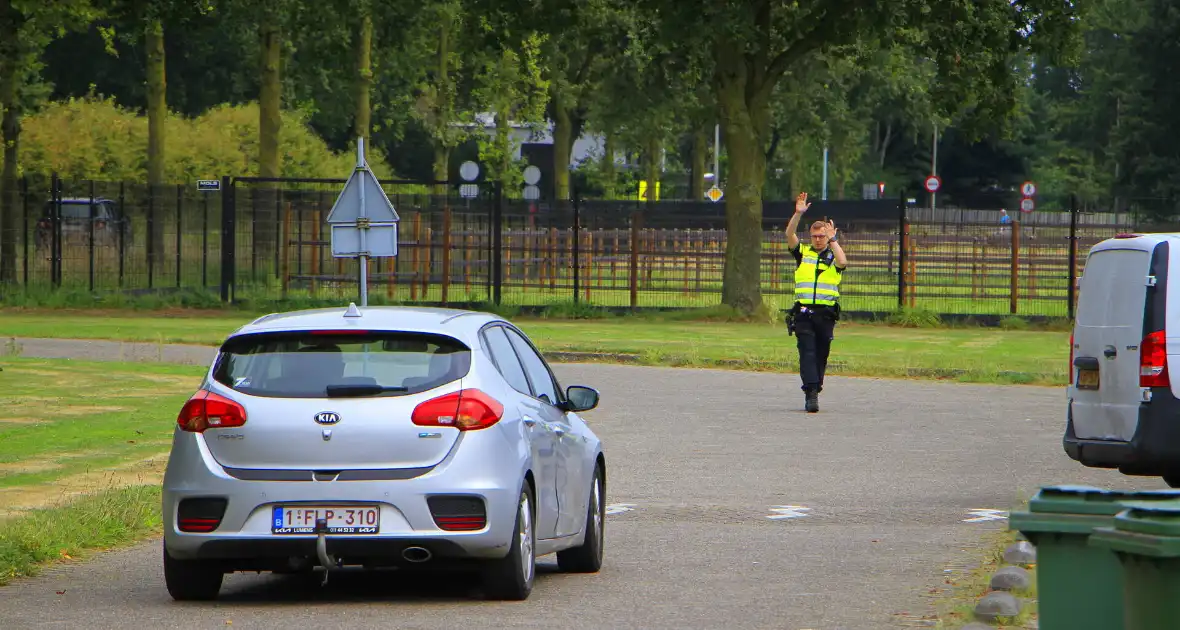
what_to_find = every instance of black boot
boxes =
[805,390,819,413]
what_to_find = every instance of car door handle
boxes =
[522,415,537,427]
[552,425,567,437]
[1104,346,1117,358]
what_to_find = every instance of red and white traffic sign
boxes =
[1020,197,1035,213]
[924,175,942,193]
[1021,181,1036,197]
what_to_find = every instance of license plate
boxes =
[1077,368,1099,390]
[271,505,379,535]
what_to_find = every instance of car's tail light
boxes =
[412,389,502,431]
[1140,330,1170,387]
[177,498,227,533]
[177,390,247,432]
[428,496,487,531]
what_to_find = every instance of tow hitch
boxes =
[314,518,339,585]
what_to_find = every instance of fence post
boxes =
[176,184,183,288]
[630,208,641,309]
[492,181,503,305]
[897,188,907,308]
[1068,194,1079,321]
[88,180,96,292]
[118,181,126,287]
[147,182,155,289]
[572,182,580,304]
[1010,219,1020,314]
[51,172,61,288]
[20,176,28,287]
[220,176,236,303]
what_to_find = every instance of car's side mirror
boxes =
[563,385,599,412]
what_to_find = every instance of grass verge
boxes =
[931,528,1038,629]
[0,484,161,586]
[0,308,1070,386]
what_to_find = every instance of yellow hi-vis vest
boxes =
[794,244,842,306]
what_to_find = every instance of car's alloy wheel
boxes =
[557,464,604,573]
[482,484,536,600]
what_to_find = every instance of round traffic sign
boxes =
[459,161,480,182]
[1021,181,1036,197]
[924,175,942,193]
[522,184,540,200]
[1020,197,1035,213]
[522,166,541,185]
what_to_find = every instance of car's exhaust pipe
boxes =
[402,546,432,563]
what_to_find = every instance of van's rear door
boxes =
[1071,244,1155,441]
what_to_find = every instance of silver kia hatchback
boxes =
[161,304,606,601]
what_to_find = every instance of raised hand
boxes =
[795,192,810,214]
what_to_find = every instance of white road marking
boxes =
[605,503,636,515]
[963,509,1009,523]
[767,505,811,520]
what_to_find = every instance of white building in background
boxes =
[453,112,630,168]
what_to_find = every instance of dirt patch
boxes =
[3,368,67,377]
[0,417,48,425]
[0,456,64,474]
[124,373,202,386]
[0,452,169,519]
[51,406,131,416]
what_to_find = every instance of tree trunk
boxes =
[691,124,708,200]
[0,51,17,285]
[145,17,166,266]
[601,132,616,199]
[716,63,770,314]
[431,9,453,201]
[354,10,371,145]
[259,12,281,179]
[551,84,572,201]
[643,135,661,201]
[257,6,282,273]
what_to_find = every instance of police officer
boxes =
[784,192,847,413]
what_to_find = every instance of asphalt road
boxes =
[0,339,1164,629]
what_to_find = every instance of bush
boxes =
[17,96,395,183]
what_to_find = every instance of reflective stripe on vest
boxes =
[794,244,842,305]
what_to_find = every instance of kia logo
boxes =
[314,412,341,425]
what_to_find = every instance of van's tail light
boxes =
[177,390,247,432]
[412,389,503,431]
[1140,330,1170,387]
[1070,332,1075,381]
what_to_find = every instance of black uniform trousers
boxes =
[794,306,837,393]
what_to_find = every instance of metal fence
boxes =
[0,174,1142,318]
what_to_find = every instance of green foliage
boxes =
[884,307,943,328]
[16,96,395,181]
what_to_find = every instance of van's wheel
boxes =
[163,542,224,601]
[481,484,535,601]
[557,464,604,573]
[1163,473,1180,489]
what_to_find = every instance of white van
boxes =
[1064,233,1180,486]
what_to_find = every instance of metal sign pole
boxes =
[357,139,369,307]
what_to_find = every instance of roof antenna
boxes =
[344,302,362,318]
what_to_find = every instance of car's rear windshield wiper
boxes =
[325,384,409,397]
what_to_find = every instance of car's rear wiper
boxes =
[325,384,409,397]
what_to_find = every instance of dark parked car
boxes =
[35,197,131,249]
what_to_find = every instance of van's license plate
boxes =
[271,505,379,534]
[1077,368,1099,390]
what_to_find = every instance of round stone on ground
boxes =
[989,566,1032,591]
[1003,540,1037,566]
[974,591,1022,622]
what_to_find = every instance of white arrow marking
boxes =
[963,509,1009,523]
[767,505,811,520]
[605,503,635,515]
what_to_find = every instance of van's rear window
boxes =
[212,331,471,398]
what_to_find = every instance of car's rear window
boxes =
[212,331,471,398]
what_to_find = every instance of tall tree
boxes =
[633,0,1081,314]
[0,0,102,284]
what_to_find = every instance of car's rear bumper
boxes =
[162,430,525,564]
[1064,389,1180,475]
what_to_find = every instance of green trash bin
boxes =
[1090,498,1180,630]
[1008,485,1180,630]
